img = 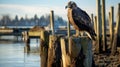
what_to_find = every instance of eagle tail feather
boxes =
[85,32,95,41]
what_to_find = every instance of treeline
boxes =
[0,14,67,27]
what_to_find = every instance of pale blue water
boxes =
[0,39,40,67]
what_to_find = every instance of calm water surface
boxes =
[0,37,40,67]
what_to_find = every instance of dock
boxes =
[0,27,30,36]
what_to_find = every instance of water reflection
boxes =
[0,39,40,67]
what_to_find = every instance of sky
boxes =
[0,0,119,20]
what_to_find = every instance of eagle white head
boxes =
[65,1,77,9]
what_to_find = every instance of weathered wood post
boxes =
[47,10,62,67]
[96,0,102,53]
[111,3,120,55]
[108,12,111,48]
[47,35,62,67]
[109,6,114,49]
[60,37,70,67]
[117,3,120,47]
[94,16,97,34]
[91,14,94,27]
[40,30,49,67]
[24,31,30,53]
[61,36,93,67]
[67,21,70,37]
[50,10,55,35]
[101,0,107,52]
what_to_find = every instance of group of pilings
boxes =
[23,30,93,67]
[93,0,120,55]
[41,31,93,67]
[22,11,94,67]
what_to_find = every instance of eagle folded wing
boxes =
[72,7,92,29]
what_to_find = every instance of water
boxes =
[0,38,40,67]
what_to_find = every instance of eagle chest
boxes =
[67,9,80,30]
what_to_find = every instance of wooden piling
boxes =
[91,14,94,27]
[50,10,55,35]
[101,0,107,52]
[26,38,30,53]
[47,35,62,67]
[60,36,93,67]
[94,16,97,34]
[109,7,114,49]
[117,3,120,46]
[60,37,71,67]
[111,3,120,55]
[24,31,30,53]
[67,21,70,37]
[118,3,120,39]
[96,0,102,53]
[108,12,111,48]
[40,30,49,67]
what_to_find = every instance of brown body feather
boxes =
[67,8,80,31]
[67,7,96,40]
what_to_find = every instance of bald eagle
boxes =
[65,1,96,40]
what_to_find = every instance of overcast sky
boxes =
[0,0,119,20]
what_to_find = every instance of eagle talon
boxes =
[73,34,79,38]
